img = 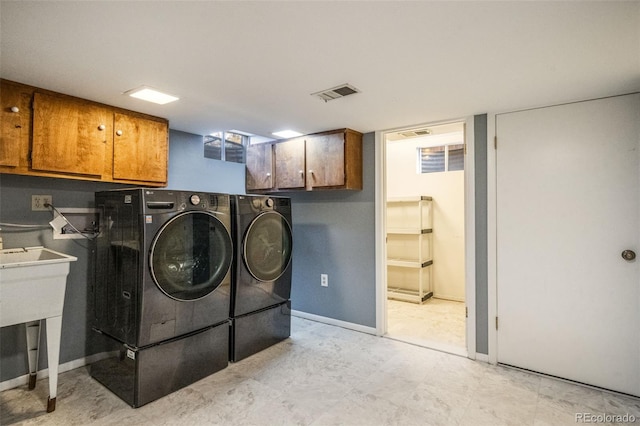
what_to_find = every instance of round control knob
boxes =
[265,198,274,208]
[189,194,201,206]
[10,106,19,113]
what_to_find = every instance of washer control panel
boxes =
[251,197,275,211]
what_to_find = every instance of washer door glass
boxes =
[243,211,293,282]
[150,211,232,301]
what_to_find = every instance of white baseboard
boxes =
[291,310,377,335]
[0,351,116,392]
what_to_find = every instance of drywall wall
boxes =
[474,114,489,355]
[288,132,376,327]
[167,130,246,194]
[0,175,124,382]
[0,129,245,383]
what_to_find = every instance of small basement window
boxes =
[204,131,249,163]
[418,143,464,174]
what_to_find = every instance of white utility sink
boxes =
[0,246,77,412]
[1,246,77,326]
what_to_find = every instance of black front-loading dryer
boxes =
[91,188,233,407]
[231,194,293,361]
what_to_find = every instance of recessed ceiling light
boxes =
[124,86,179,105]
[273,130,303,139]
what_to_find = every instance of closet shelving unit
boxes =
[386,196,433,303]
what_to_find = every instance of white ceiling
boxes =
[1,1,639,139]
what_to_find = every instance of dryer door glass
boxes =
[150,211,232,301]
[243,211,293,282]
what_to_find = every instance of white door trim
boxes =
[375,116,476,359]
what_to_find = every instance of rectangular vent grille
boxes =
[400,129,432,138]
[312,84,360,102]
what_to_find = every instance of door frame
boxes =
[375,115,477,359]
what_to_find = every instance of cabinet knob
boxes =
[98,124,106,131]
[10,106,19,113]
[299,170,304,175]
[309,169,314,174]
[266,173,271,177]
[116,130,123,136]
[622,250,636,261]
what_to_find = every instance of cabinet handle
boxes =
[116,130,123,136]
[98,124,106,131]
[10,106,19,113]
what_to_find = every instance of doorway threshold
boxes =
[384,333,467,358]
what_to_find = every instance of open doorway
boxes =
[383,121,468,355]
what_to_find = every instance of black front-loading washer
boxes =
[90,188,233,407]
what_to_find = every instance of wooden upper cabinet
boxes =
[304,129,362,190]
[0,81,32,168]
[247,129,362,193]
[306,133,346,189]
[32,92,110,176]
[0,79,169,186]
[246,143,274,190]
[275,137,306,189]
[113,113,168,184]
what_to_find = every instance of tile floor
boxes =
[387,298,466,354]
[2,317,640,425]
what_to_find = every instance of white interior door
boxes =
[496,93,640,396]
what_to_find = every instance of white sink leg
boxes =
[45,315,62,412]
[25,320,42,390]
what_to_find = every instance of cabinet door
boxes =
[32,92,109,176]
[306,133,345,189]
[275,138,305,189]
[0,82,31,167]
[246,143,274,190]
[113,113,168,184]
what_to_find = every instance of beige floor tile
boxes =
[2,317,638,426]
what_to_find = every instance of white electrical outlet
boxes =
[321,274,328,287]
[32,195,52,211]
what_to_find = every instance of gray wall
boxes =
[0,125,489,383]
[0,176,125,381]
[0,129,245,382]
[288,132,376,327]
[474,115,489,354]
[166,130,246,194]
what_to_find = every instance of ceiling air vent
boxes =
[312,84,360,102]
[399,129,432,138]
